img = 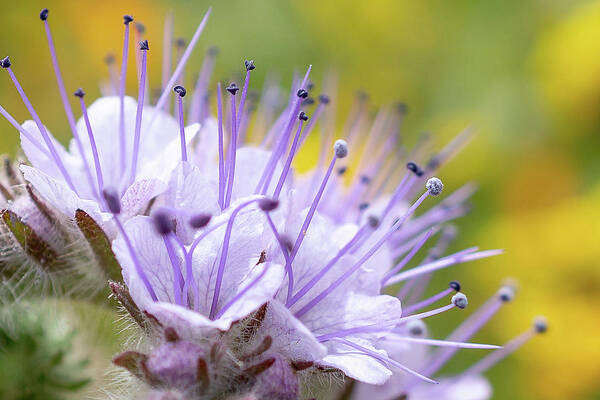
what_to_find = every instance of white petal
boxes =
[120,178,168,220]
[321,339,393,385]
[145,302,229,338]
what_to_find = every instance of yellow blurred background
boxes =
[0,0,599,399]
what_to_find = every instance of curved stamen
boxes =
[209,198,262,319]
[263,211,293,303]
[236,60,255,131]
[173,85,188,161]
[402,283,458,315]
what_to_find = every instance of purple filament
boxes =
[214,263,271,320]
[43,19,97,199]
[264,212,293,303]
[223,91,238,209]
[154,9,211,113]
[236,69,252,132]
[129,48,148,184]
[5,67,76,193]
[272,118,305,200]
[162,234,185,306]
[381,228,436,285]
[398,303,456,324]
[216,83,226,209]
[177,94,187,162]
[78,96,105,198]
[294,190,431,318]
[113,215,158,301]
[402,287,454,315]
[119,21,130,174]
[209,198,261,319]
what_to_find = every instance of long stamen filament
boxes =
[129,43,148,184]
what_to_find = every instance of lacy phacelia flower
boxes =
[0,7,547,400]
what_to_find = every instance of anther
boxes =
[396,102,408,115]
[360,175,371,184]
[407,162,424,177]
[337,166,347,175]
[451,293,468,309]
[298,111,309,121]
[259,198,279,212]
[104,53,115,65]
[407,320,426,336]
[73,88,85,98]
[307,81,315,90]
[135,22,145,33]
[426,177,444,196]
[175,37,186,48]
[244,59,255,71]
[39,8,49,21]
[449,281,461,292]
[152,210,173,235]
[334,139,349,159]
[173,85,186,97]
[302,97,315,106]
[358,202,370,211]
[226,82,239,95]
[1,56,11,69]
[367,215,380,229]
[189,214,212,229]
[318,94,330,104]
[208,46,219,56]
[102,188,121,214]
[497,286,515,302]
[533,316,548,334]
[297,89,308,99]
[123,15,134,25]
[139,40,149,51]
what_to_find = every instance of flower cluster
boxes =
[0,7,546,400]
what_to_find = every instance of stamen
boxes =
[223,83,239,209]
[1,58,77,193]
[293,184,432,317]
[104,54,118,95]
[214,263,272,320]
[129,41,149,184]
[398,297,465,325]
[103,188,157,301]
[255,65,312,194]
[173,85,188,161]
[0,104,50,156]
[209,198,262,319]
[154,9,211,113]
[236,60,255,132]
[298,98,327,149]
[75,89,105,198]
[289,140,347,260]
[420,285,516,377]
[153,211,184,306]
[119,15,133,174]
[189,213,211,229]
[463,317,547,376]
[381,228,436,285]
[384,248,503,286]
[40,8,97,198]
[216,83,225,209]
[402,282,459,315]
[327,338,438,384]
[190,46,218,122]
[272,112,308,200]
[386,336,500,350]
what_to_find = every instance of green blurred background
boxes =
[0,0,599,399]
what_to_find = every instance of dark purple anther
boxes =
[259,198,279,212]
[73,88,85,98]
[318,94,330,104]
[1,56,11,69]
[244,59,256,71]
[102,188,122,214]
[298,111,309,121]
[226,82,239,95]
[297,89,308,99]
[39,8,49,20]
[153,211,173,235]
[189,214,212,229]
[449,281,461,292]
[173,85,186,97]
[123,15,134,25]
[139,40,149,51]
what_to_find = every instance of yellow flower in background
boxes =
[474,184,600,399]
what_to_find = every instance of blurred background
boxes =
[0,0,598,399]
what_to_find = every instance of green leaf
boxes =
[75,209,122,282]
